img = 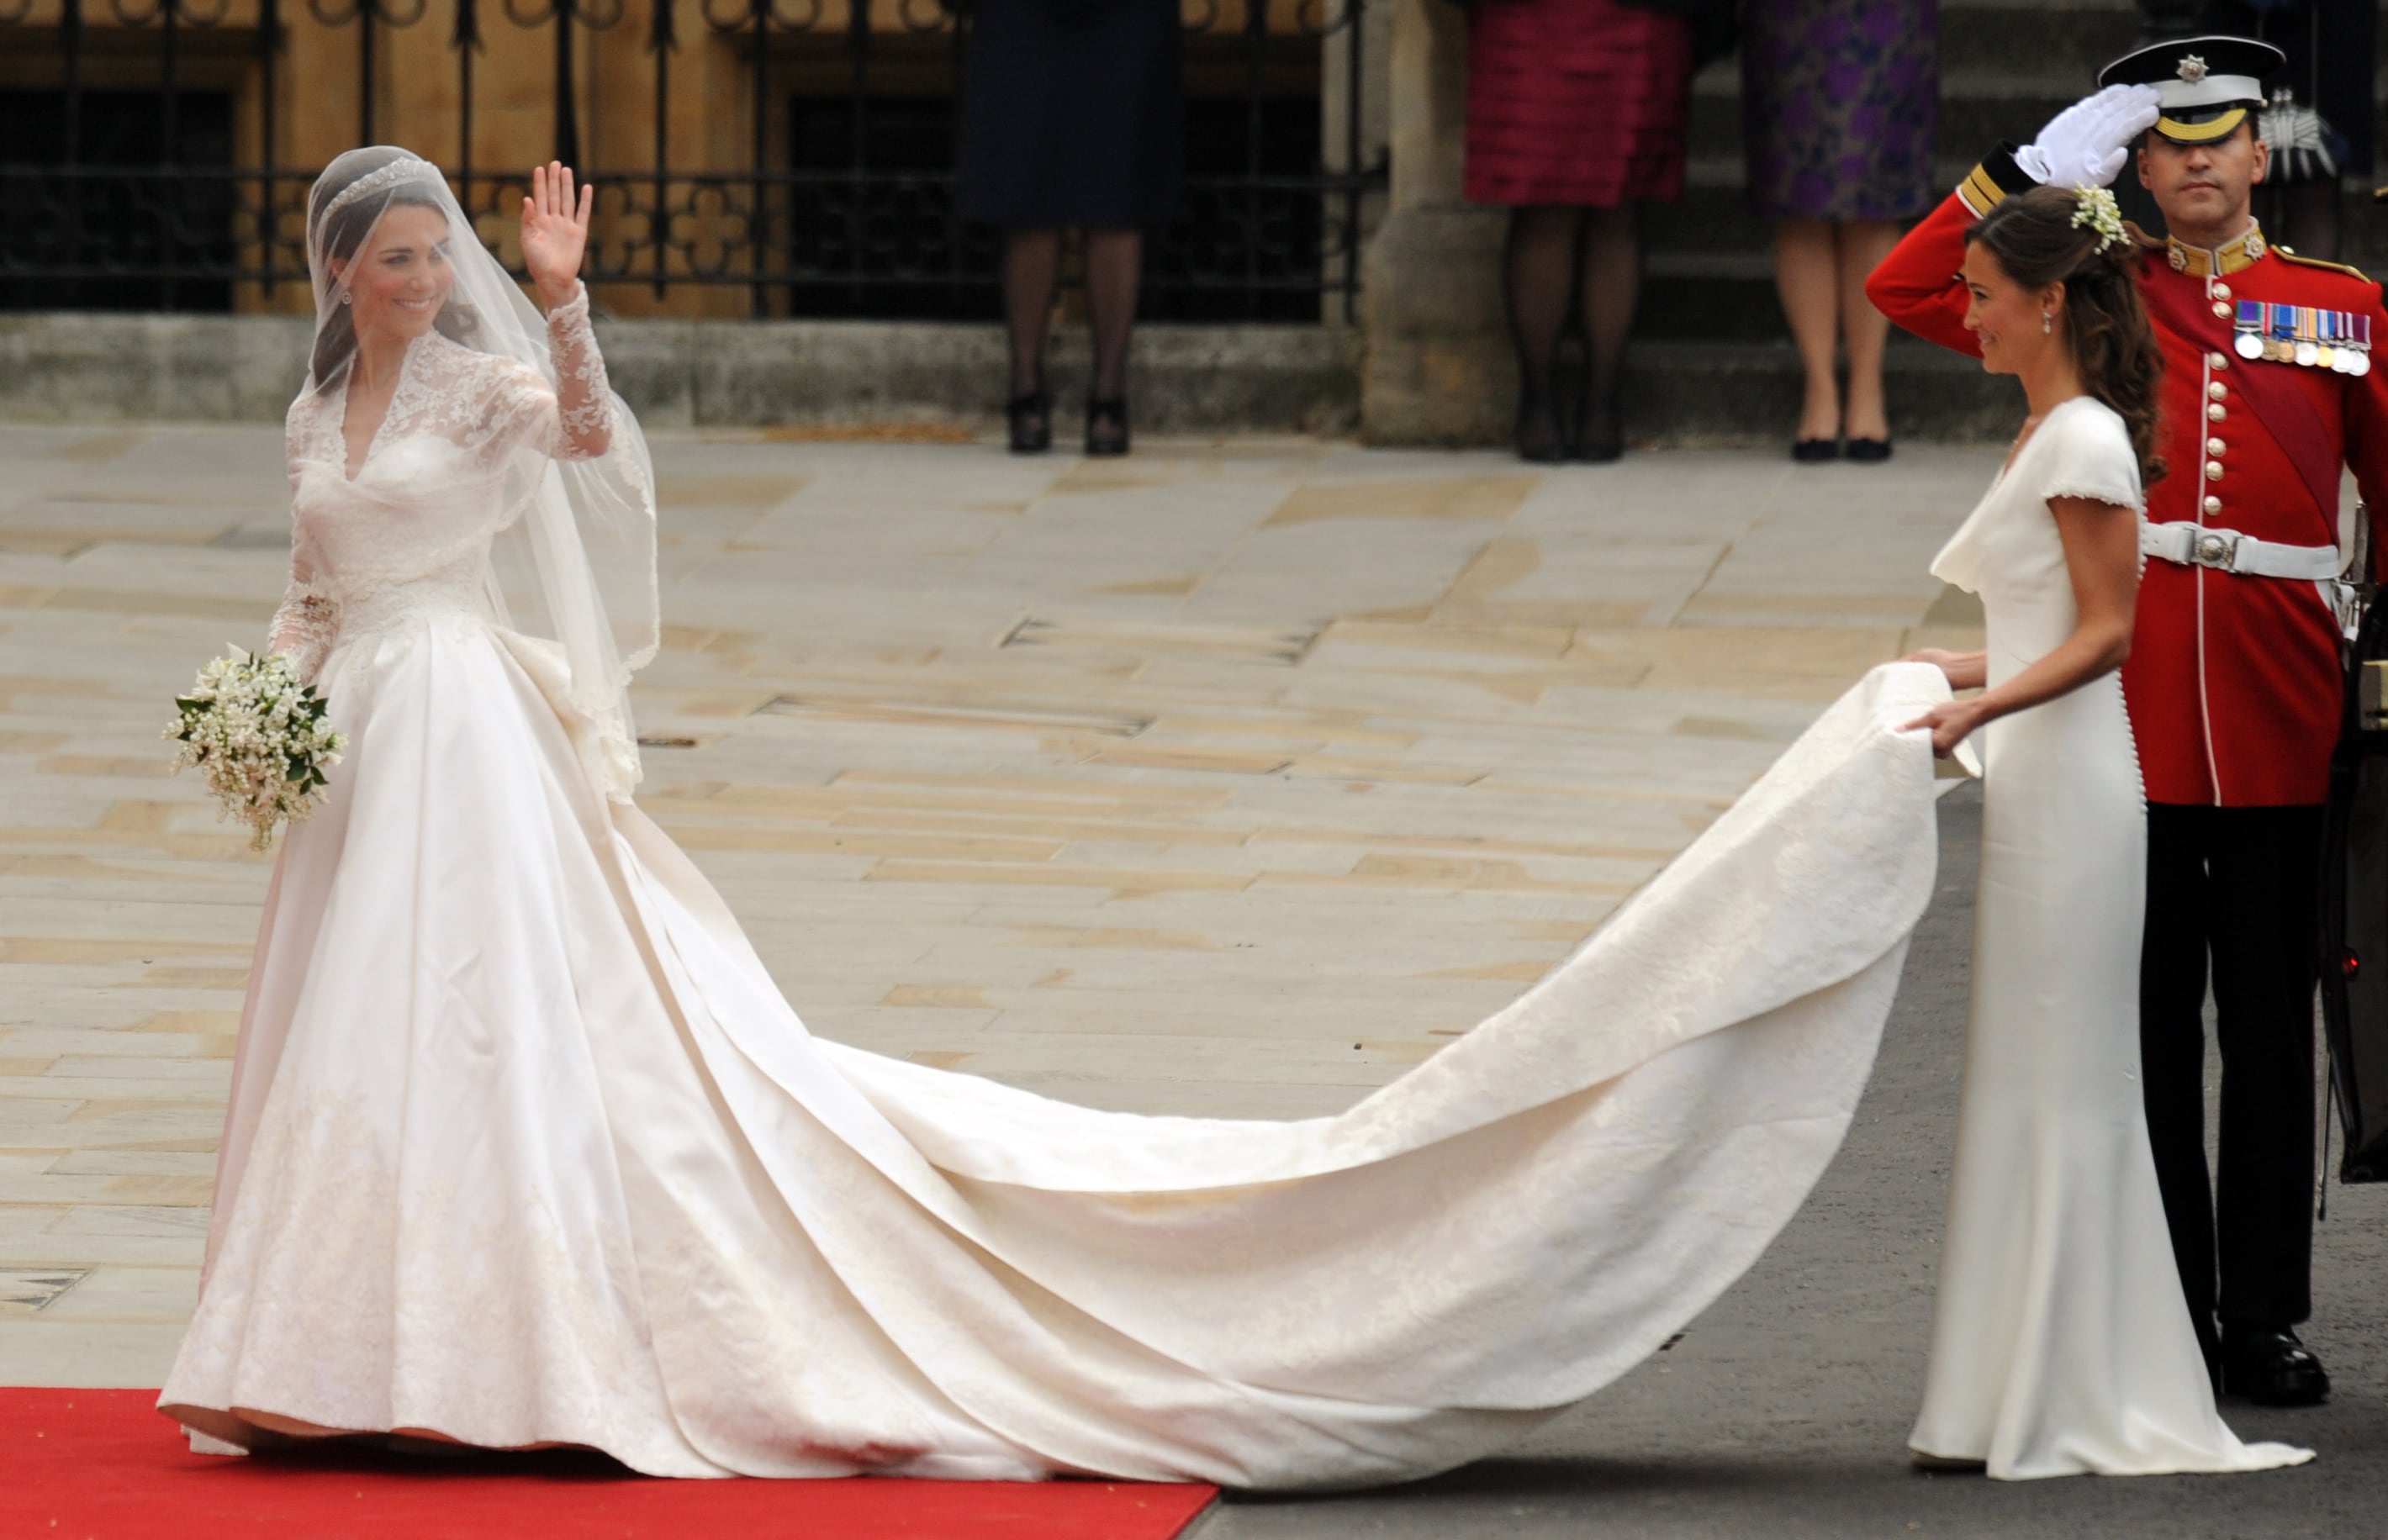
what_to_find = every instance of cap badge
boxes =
[2178,54,2209,83]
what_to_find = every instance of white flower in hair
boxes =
[2071,185,2128,255]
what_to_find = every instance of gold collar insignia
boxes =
[2166,222,2269,277]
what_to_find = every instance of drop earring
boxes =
[2042,310,2052,335]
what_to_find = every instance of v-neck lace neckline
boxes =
[339,335,427,483]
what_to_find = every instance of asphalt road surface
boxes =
[1198,784,2388,1540]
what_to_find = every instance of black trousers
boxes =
[2140,802,2324,1365]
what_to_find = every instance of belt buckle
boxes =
[2191,530,2243,572]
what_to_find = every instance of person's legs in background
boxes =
[1773,217,1841,456]
[1002,228,1065,452]
[1836,219,1902,458]
[1082,226,1142,456]
[1502,204,1580,463]
[1573,203,1642,463]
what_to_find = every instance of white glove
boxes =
[2015,83,2164,188]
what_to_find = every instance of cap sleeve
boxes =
[2037,402,2143,512]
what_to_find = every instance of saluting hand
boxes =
[522,161,594,309]
[2016,84,2163,190]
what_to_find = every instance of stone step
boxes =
[1619,338,2017,447]
[1641,252,1783,343]
[1934,0,2143,76]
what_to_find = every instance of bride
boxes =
[1896,185,2306,1479]
[156,146,1994,1485]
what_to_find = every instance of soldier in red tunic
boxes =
[1869,35,2388,1407]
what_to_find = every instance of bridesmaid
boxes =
[1743,0,1938,462]
[1464,0,1699,462]
[1899,185,2308,1479]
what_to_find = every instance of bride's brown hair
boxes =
[1964,185,2167,487]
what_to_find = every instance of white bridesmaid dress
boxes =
[1907,394,2311,1479]
[155,313,1973,1487]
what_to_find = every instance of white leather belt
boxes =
[2141,521,2342,580]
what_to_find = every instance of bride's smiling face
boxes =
[1960,242,2059,377]
[336,203,456,345]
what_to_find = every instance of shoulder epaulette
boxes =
[2274,247,2375,283]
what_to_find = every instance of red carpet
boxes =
[1,1390,1219,1539]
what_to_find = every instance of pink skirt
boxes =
[1465,0,1697,208]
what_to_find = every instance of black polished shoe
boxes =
[1085,397,1131,456]
[1845,437,1894,464]
[1791,437,1841,463]
[1006,392,1052,455]
[2219,1328,2331,1406]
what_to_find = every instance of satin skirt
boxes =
[160,619,1953,1486]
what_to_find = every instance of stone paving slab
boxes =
[0,425,1989,1394]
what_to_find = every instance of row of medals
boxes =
[2232,303,2373,375]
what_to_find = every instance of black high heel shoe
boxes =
[1086,397,1131,457]
[1514,392,1566,464]
[1006,390,1052,455]
[1573,398,1625,464]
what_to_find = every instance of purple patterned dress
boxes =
[1742,0,1938,222]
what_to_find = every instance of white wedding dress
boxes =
[154,288,1974,1485]
[1907,396,2310,1479]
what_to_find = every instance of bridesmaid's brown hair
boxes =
[1966,185,2168,488]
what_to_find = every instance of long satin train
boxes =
[161,631,1950,1487]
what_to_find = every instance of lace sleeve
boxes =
[543,284,615,461]
[267,523,338,684]
[478,283,615,463]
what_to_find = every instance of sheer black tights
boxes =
[1503,204,1644,456]
[1003,226,1143,451]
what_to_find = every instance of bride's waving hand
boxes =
[516,161,611,461]
[521,161,594,307]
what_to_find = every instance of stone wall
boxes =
[0,314,1360,436]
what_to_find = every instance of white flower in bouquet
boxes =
[163,647,349,852]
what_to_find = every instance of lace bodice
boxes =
[266,287,617,679]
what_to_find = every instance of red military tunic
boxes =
[1868,154,2388,806]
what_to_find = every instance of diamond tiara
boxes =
[320,156,445,225]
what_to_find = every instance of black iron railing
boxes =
[0,0,1384,319]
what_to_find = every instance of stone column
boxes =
[1359,0,1508,444]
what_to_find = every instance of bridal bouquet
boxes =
[164,647,348,852]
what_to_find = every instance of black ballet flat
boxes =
[1791,437,1841,463]
[1006,392,1052,455]
[1845,437,1894,464]
[2219,1328,2331,1406]
[1086,397,1131,457]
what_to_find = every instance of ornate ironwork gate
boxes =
[0,0,1383,320]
